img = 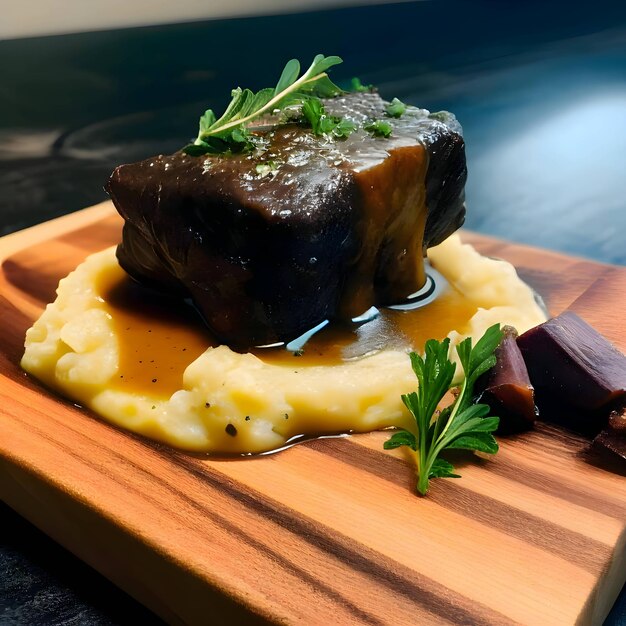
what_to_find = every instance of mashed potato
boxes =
[21,234,546,453]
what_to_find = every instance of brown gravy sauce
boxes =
[96,270,476,398]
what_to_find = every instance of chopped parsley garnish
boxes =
[350,77,374,92]
[385,97,407,118]
[302,97,357,138]
[255,161,280,178]
[364,119,393,138]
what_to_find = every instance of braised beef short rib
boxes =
[107,92,467,348]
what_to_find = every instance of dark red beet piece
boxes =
[593,406,626,463]
[593,431,626,460]
[608,405,626,432]
[517,311,626,413]
[477,326,537,434]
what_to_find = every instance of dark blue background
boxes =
[1,1,625,623]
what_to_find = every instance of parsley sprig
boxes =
[385,324,503,495]
[184,54,344,156]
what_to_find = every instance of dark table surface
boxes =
[1,1,625,624]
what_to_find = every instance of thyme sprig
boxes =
[184,55,344,156]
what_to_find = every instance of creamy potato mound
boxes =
[22,235,546,453]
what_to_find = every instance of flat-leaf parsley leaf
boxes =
[384,324,503,495]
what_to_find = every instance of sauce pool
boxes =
[96,269,476,398]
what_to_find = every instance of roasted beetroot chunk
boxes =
[593,406,626,463]
[593,430,626,462]
[518,311,626,434]
[106,92,466,348]
[477,326,537,434]
[517,311,626,412]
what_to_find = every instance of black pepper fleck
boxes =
[205,402,211,408]
[225,424,237,437]
[245,416,250,421]
[152,378,157,383]
[284,413,289,420]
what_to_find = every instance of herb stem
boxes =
[436,378,466,446]
[195,73,329,144]
[417,452,429,495]
[419,427,427,493]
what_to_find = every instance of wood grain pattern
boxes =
[1,201,625,626]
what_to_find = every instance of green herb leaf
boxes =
[274,59,300,95]
[184,54,344,156]
[429,458,461,479]
[383,430,417,451]
[385,97,406,118]
[333,118,357,138]
[383,324,503,495]
[183,142,213,156]
[364,119,393,138]
[198,109,217,133]
[446,432,499,454]
[255,160,280,178]
[302,96,357,139]
[455,324,503,413]
[308,54,343,76]
[350,77,374,92]
[302,98,324,132]
[230,127,251,145]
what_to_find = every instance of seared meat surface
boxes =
[106,92,466,348]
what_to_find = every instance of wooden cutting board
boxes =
[1,201,625,626]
